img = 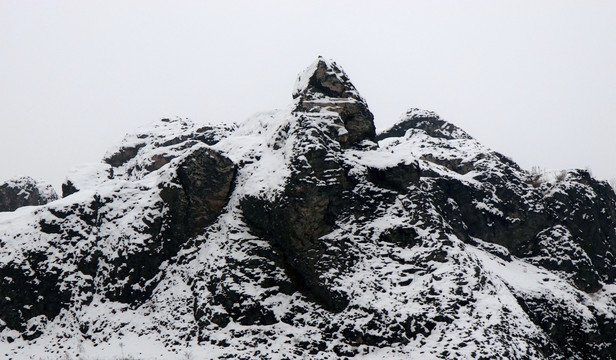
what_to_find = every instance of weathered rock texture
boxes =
[0,60,615,360]
[0,176,58,212]
[293,57,376,147]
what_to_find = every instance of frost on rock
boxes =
[0,176,58,212]
[1,59,616,360]
[293,56,376,147]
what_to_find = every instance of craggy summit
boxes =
[1,58,616,359]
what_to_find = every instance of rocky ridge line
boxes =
[0,58,615,359]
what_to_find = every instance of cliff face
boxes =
[1,58,616,360]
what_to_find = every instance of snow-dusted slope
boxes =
[1,58,616,360]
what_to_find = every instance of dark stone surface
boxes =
[103,144,145,167]
[102,120,235,178]
[241,119,357,313]
[294,58,376,147]
[376,109,448,140]
[159,147,236,241]
[61,180,79,198]
[107,147,237,303]
[241,170,353,313]
[0,177,58,212]
[542,170,616,285]
[381,113,616,297]
[514,293,616,359]
[293,58,365,102]
[2,60,616,359]
[367,161,420,192]
[377,113,616,357]
[0,253,71,332]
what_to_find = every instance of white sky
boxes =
[1,0,615,190]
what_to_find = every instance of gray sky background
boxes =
[1,0,615,191]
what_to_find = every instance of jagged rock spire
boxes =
[4,59,616,359]
[293,57,362,101]
[293,57,376,147]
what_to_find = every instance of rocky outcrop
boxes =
[377,109,615,293]
[242,59,373,312]
[377,108,472,141]
[102,118,235,181]
[376,109,616,358]
[0,127,237,332]
[1,59,616,360]
[0,252,71,335]
[103,147,236,303]
[293,57,376,147]
[0,176,58,212]
[159,147,236,242]
[367,160,420,191]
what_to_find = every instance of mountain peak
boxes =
[292,57,376,146]
[293,57,362,101]
[2,60,616,359]
[377,108,473,141]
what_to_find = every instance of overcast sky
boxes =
[1,1,615,190]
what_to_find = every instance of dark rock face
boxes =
[241,59,380,313]
[380,109,615,293]
[241,122,356,313]
[61,180,79,198]
[160,147,237,241]
[0,134,236,327]
[103,143,145,168]
[293,58,361,100]
[514,293,616,359]
[0,254,70,334]
[104,147,236,303]
[517,225,601,292]
[0,177,58,212]
[377,108,472,141]
[294,57,376,147]
[367,161,420,192]
[2,59,616,360]
[102,118,235,180]
[377,109,616,357]
[542,170,616,285]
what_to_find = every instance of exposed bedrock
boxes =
[108,147,237,302]
[0,177,58,212]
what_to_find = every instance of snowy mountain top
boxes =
[1,58,616,359]
[378,107,472,141]
[99,117,234,182]
[293,56,364,103]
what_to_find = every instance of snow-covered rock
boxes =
[1,59,616,360]
[0,176,58,212]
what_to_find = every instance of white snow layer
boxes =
[0,100,614,360]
